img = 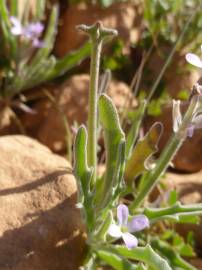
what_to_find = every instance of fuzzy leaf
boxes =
[31,5,58,66]
[95,94,125,209]
[74,125,93,195]
[73,125,94,229]
[125,122,163,184]
[144,202,202,224]
[151,238,196,270]
[104,245,172,270]
[47,41,91,81]
[96,250,138,270]
[0,0,17,57]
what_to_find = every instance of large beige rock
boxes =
[54,2,142,57]
[0,107,19,136]
[0,135,85,270]
[23,74,136,153]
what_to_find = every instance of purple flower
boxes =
[10,16,44,48]
[187,114,202,137]
[108,204,149,249]
[172,99,202,137]
[185,45,202,68]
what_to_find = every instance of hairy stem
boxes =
[87,40,102,184]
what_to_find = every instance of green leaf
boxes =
[179,244,195,257]
[74,125,93,195]
[144,202,202,224]
[126,100,147,159]
[30,5,59,67]
[151,238,196,270]
[10,0,18,16]
[73,125,94,229]
[95,94,125,209]
[96,250,138,270]
[47,41,91,81]
[125,122,163,185]
[0,0,17,57]
[105,244,172,270]
[35,0,46,20]
[168,190,178,206]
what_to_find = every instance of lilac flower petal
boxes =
[117,204,129,226]
[24,22,44,38]
[187,125,194,137]
[185,53,202,68]
[127,215,149,233]
[108,224,122,238]
[10,16,23,35]
[32,39,45,48]
[193,114,202,129]
[122,232,138,249]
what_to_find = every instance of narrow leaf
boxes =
[47,41,91,81]
[97,250,138,270]
[104,245,172,270]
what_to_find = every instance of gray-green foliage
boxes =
[0,0,90,99]
[143,0,202,49]
[73,22,202,270]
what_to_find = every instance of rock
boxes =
[0,135,85,270]
[190,258,202,269]
[23,74,136,153]
[143,49,199,98]
[54,2,142,57]
[165,171,202,249]
[144,103,202,173]
[0,106,19,136]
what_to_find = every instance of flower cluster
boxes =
[108,204,149,249]
[10,16,44,48]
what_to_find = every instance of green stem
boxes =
[77,22,117,187]
[130,97,199,212]
[87,39,102,184]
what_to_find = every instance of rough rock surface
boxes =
[0,135,85,270]
[190,258,202,269]
[54,2,142,56]
[23,74,136,153]
[143,50,199,98]
[165,171,202,249]
[0,107,19,136]
[144,103,202,173]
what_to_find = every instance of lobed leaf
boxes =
[103,245,172,270]
[151,238,196,270]
[144,202,202,223]
[125,122,163,185]
[96,250,138,270]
